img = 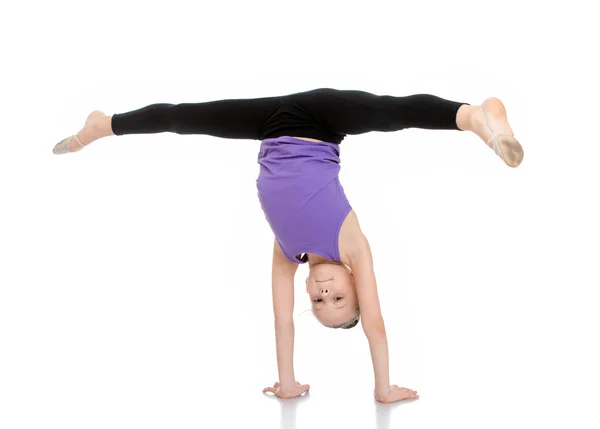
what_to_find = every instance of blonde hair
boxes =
[307,306,360,329]
[331,307,360,329]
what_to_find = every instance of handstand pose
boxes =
[53,88,524,403]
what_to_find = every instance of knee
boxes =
[167,104,189,132]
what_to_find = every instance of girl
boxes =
[53,88,524,403]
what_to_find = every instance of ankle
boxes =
[456,104,476,131]
[92,115,115,138]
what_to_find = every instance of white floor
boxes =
[2,272,598,429]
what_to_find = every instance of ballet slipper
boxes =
[479,99,524,168]
[53,111,105,155]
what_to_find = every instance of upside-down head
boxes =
[306,262,360,329]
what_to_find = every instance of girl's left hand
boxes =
[263,381,310,398]
[375,385,419,403]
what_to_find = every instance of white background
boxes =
[1,0,599,428]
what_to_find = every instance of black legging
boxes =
[110,88,467,144]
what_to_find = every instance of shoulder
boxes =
[272,238,300,275]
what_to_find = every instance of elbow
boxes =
[362,318,386,338]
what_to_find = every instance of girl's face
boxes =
[306,263,358,328]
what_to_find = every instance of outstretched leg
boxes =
[288,88,467,135]
[53,93,289,154]
[289,88,522,167]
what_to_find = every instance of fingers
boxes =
[263,382,280,394]
[292,381,309,393]
[390,386,419,400]
[398,389,418,398]
[283,384,310,398]
[392,386,418,393]
[263,381,310,397]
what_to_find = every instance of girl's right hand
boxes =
[263,381,310,398]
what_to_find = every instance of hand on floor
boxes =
[263,381,310,398]
[375,385,419,403]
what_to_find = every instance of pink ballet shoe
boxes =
[53,111,105,155]
[480,100,524,168]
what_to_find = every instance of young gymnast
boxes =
[53,88,524,402]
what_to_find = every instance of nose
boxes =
[319,288,329,295]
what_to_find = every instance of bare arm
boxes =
[339,211,391,394]
[339,210,418,402]
[271,239,299,388]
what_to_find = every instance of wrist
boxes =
[375,385,391,397]
[279,378,296,389]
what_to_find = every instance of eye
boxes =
[313,298,323,303]
[335,296,343,301]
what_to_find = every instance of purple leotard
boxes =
[257,136,353,264]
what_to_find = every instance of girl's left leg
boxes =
[290,88,523,167]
